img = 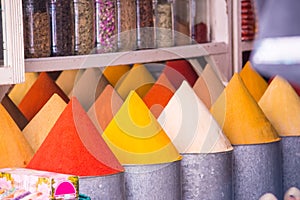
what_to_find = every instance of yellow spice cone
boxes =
[103,65,131,87]
[56,69,84,96]
[0,104,34,168]
[193,64,225,109]
[210,73,280,145]
[102,90,181,165]
[259,76,300,136]
[8,72,38,106]
[115,64,155,99]
[22,94,67,152]
[239,61,268,102]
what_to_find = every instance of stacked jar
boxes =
[48,0,74,56]
[241,0,256,41]
[136,0,155,49]
[174,0,210,45]
[95,0,117,53]
[154,0,175,48]
[116,0,137,51]
[23,0,51,58]
[73,0,95,55]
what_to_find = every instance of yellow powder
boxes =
[259,75,300,136]
[22,94,67,152]
[115,64,155,99]
[0,104,34,168]
[211,73,280,145]
[102,91,181,165]
[239,61,268,102]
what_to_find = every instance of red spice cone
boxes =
[26,97,124,176]
[18,72,69,121]
[164,59,199,89]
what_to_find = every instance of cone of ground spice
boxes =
[0,104,34,168]
[103,65,131,87]
[143,73,175,118]
[115,64,155,99]
[193,64,225,109]
[88,84,123,133]
[26,97,124,176]
[56,69,85,96]
[18,72,69,121]
[1,94,28,130]
[22,94,67,152]
[164,59,198,89]
[239,61,268,102]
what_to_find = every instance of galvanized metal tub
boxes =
[181,150,233,200]
[124,160,181,200]
[281,136,300,193]
[233,141,283,200]
[79,172,125,199]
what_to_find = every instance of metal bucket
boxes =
[79,172,125,199]
[281,136,300,193]
[181,151,233,200]
[233,141,283,200]
[124,160,181,200]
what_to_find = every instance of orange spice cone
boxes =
[18,72,69,121]
[26,97,124,176]
[0,104,34,168]
[143,73,175,118]
[103,65,131,87]
[240,61,268,102]
[88,85,123,133]
[22,94,67,152]
[102,90,181,165]
[210,73,279,145]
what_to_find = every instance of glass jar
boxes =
[136,0,155,49]
[23,0,51,58]
[73,0,95,55]
[48,0,74,56]
[191,0,210,43]
[154,0,174,47]
[173,0,191,45]
[116,0,137,51]
[95,0,117,53]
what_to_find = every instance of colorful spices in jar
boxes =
[155,0,174,47]
[117,0,137,51]
[23,0,51,58]
[95,0,117,53]
[136,0,155,49]
[48,0,74,56]
[73,0,95,55]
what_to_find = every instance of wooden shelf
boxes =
[25,42,228,72]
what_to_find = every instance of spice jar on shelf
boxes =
[154,0,175,48]
[116,0,137,51]
[48,0,74,56]
[190,0,210,43]
[241,0,256,41]
[73,0,95,55]
[95,0,117,53]
[173,0,192,45]
[23,0,51,58]
[136,0,155,49]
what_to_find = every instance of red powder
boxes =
[18,72,69,121]
[143,79,175,118]
[164,60,198,89]
[27,97,124,176]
